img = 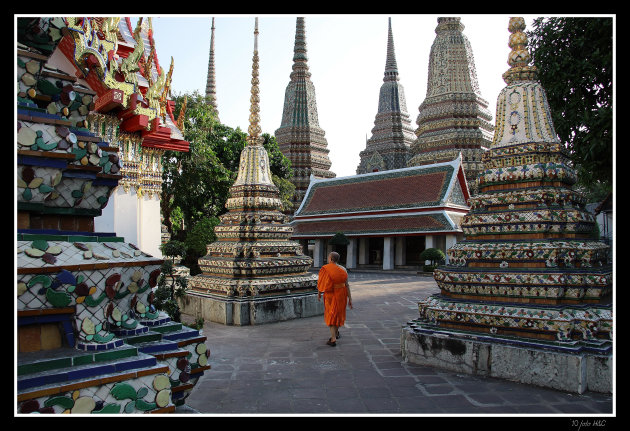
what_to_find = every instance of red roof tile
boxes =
[297,163,461,216]
[292,213,453,237]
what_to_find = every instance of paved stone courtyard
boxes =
[179,272,614,415]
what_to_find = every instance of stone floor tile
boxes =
[290,398,330,413]
[357,386,393,399]
[362,397,399,413]
[395,396,440,413]
[181,272,612,415]
[328,397,368,413]
[466,392,507,406]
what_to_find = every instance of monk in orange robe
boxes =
[317,251,353,346]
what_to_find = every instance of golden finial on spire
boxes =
[502,17,538,84]
[247,17,262,146]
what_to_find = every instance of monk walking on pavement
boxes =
[317,251,353,346]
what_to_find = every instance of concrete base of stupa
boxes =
[401,324,612,394]
[179,291,324,326]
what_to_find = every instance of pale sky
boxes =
[149,14,540,177]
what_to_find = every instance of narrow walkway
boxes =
[179,273,614,415]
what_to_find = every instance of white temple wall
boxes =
[95,187,163,258]
[138,192,163,258]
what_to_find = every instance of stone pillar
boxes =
[358,237,369,265]
[395,236,406,266]
[445,234,458,264]
[424,235,434,265]
[313,239,325,268]
[383,236,395,270]
[346,238,358,269]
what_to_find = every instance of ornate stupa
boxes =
[275,17,335,211]
[182,18,322,326]
[17,17,208,414]
[356,18,416,174]
[205,17,218,117]
[402,18,612,394]
[407,17,494,195]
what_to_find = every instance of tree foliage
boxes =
[527,17,613,200]
[419,248,445,266]
[329,232,350,246]
[161,92,231,240]
[160,91,295,274]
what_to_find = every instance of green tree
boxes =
[161,91,230,233]
[419,247,445,272]
[527,17,613,201]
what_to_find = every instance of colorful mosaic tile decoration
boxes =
[187,19,319,300]
[356,18,416,175]
[17,17,208,414]
[275,17,336,210]
[408,18,612,353]
[407,17,495,196]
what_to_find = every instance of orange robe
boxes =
[317,263,349,327]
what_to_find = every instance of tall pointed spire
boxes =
[292,16,308,74]
[230,17,274,189]
[247,17,262,147]
[407,17,494,195]
[205,17,218,117]
[357,17,415,174]
[384,17,398,78]
[275,17,335,211]
[403,17,612,392]
[185,17,320,325]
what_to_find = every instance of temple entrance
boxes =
[331,245,347,266]
[329,233,349,266]
[368,237,384,265]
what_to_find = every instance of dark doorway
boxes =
[368,237,384,265]
[405,236,426,265]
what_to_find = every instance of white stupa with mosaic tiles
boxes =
[181,18,322,326]
[402,17,612,394]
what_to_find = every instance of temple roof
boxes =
[292,157,469,238]
[53,17,189,153]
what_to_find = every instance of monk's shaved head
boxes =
[329,252,340,263]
